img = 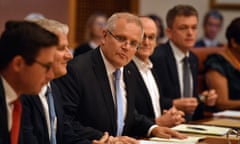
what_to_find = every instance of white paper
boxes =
[214,110,240,118]
[172,124,230,136]
[139,139,195,144]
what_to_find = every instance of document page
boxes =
[172,124,230,136]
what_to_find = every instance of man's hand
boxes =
[151,126,187,139]
[155,106,185,127]
[108,136,139,144]
[201,89,218,106]
[93,132,110,144]
[173,97,198,114]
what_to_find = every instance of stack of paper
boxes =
[214,110,240,119]
[172,124,230,136]
[150,136,205,143]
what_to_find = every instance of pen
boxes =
[187,126,207,131]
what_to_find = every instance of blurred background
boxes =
[0,0,239,49]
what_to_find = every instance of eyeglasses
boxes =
[143,34,156,41]
[107,30,140,49]
[33,59,52,72]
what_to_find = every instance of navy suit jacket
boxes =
[54,48,154,140]
[150,42,205,120]
[195,39,223,48]
[0,79,10,144]
[129,61,163,120]
[20,82,91,144]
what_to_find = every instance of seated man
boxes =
[195,10,224,48]
[0,20,58,144]
[131,16,185,127]
[151,5,218,121]
[55,12,186,144]
[20,18,110,144]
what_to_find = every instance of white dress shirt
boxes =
[100,49,127,120]
[133,56,161,118]
[38,84,57,138]
[170,41,193,97]
[1,75,18,131]
[203,37,219,47]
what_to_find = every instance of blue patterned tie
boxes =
[113,69,124,136]
[47,86,57,144]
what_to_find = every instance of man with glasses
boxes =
[55,12,185,144]
[0,20,58,144]
[20,18,110,144]
[131,16,185,127]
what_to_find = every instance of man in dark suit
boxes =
[131,16,185,127]
[151,5,218,121]
[0,21,58,144]
[195,10,224,48]
[55,12,185,144]
[20,18,109,144]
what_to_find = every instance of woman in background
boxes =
[204,17,240,110]
[74,13,107,56]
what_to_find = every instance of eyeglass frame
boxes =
[33,59,52,72]
[107,30,141,49]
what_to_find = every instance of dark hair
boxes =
[147,14,165,38]
[203,10,223,26]
[0,20,59,70]
[166,4,198,28]
[226,17,240,48]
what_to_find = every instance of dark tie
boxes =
[113,69,124,136]
[182,56,191,97]
[182,57,192,121]
[46,86,57,144]
[11,99,22,144]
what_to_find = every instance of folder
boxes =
[172,124,230,136]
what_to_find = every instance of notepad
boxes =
[150,135,205,143]
[172,124,230,136]
[214,110,240,119]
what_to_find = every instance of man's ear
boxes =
[166,28,172,40]
[12,56,25,72]
[101,30,108,45]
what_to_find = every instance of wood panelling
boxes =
[69,0,139,48]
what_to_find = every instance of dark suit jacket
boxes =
[54,48,154,140]
[194,39,223,48]
[150,42,205,120]
[74,43,94,57]
[0,79,10,144]
[20,82,91,144]
[129,61,163,120]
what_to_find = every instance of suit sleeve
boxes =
[54,64,103,141]
[20,96,39,144]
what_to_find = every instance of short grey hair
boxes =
[28,18,69,35]
[106,12,144,39]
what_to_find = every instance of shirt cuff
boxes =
[147,124,158,137]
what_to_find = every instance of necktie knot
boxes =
[113,69,121,80]
[182,56,189,64]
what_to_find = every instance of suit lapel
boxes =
[131,61,155,116]
[0,79,10,143]
[91,48,116,127]
[165,43,181,96]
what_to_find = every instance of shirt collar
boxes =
[169,41,190,63]
[203,37,218,47]
[0,75,18,104]
[133,56,153,71]
[89,41,98,49]
[100,48,124,77]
